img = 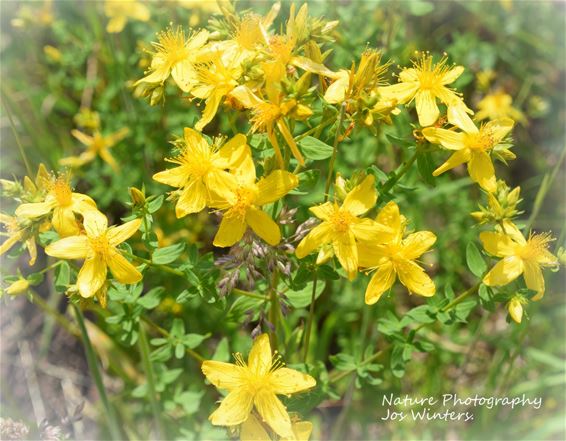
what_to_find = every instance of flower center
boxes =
[235,15,263,50]
[517,233,553,261]
[269,36,294,65]
[251,102,281,132]
[52,177,73,207]
[155,28,189,67]
[465,132,494,151]
[330,209,353,233]
[89,234,110,257]
[230,187,257,218]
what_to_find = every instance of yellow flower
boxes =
[210,157,298,247]
[295,175,391,280]
[201,334,316,438]
[153,128,250,218]
[230,76,308,168]
[507,296,527,324]
[240,413,313,441]
[15,174,98,237]
[61,128,130,172]
[45,214,142,298]
[379,52,471,127]
[104,0,150,33]
[191,52,242,131]
[475,91,526,125]
[357,201,436,304]
[481,223,558,300]
[0,214,40,266]
[135,27,209,92]
[422,118,514,193]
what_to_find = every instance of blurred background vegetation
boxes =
[0,1,564,440]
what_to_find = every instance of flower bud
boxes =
[5,279,30,296]
[508,296,525,324]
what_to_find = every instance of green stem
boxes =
[1,93,33,177]
[72,303,122,440]
[138,323,164,439]
[29,290,79,338]
[329,283,480,383]
[122,250,185,277]
[524,144,566,232]
[232,288,269,301]
[269,269,280,349]
[302,105,347,365]
[379,150,419,196]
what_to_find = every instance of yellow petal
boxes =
[376,201,402,236]
[365,261,396,305]
[485,117,514,144]
[415,90,440,127]
[52,207,80,237]
[396,260,435,297]
[130,3,150,21]
[209,388,254,427]
[479,232,515,257]
[323,71,349,104]
[201,361,246,391]
[508,298,523,324]
[84,212,108,237]
[357,242,388,268]
[483,256,524,287]
[234,156,257,187]
[254,391,293,439]
[213,213,247,247]
[205,171,238,207]
[248,334,272,376]
[240,414,271,441]
[399,68,418,82]
[106,16,127,33]
[440,65,464,84]
[71,129,93,147]
[15,200,55,218]
[422,128,466,150]
[107,250,142,284]
[107,218,142,247]
[77,255,107,298]
[153,166,188,188]
[45,235,89,259]
[291,56,340,79]
[378,82,418,104]
[98,148,119,172]
[432,149,471,176]
[296,222,332,259]
[277,120,305,166]
[0,231,24,256]
[288,421,313,441]
[246,207,281,246]
[343,175,376,216]
[401,231,436,260]
[309,202,335,221]
[176,179,207,217]
[270,367,316,395]
[350,218,391,242]
[256,171,299,206]
[447,101,478,134]
[195,91,223,131]
[213,134,250,169]
[26,237,37,266]
[524,260,545,300]
[171,59,196,93]
[229,86,263,108]
[333,231,358,280]
[468,151,496,192]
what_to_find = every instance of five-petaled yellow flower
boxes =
[481,223,558,300]
[211,157,298,247]
[153,128,250,218]
[379,52,471,127]
[61,128,130,172]
[15,174,99,237]
[0,213,42,266]
[135,27,209,92]
[357,201,436,304]
[295,175,391,280]
[104,0,150,34]
[201,334,316,439]
[476,90,526,125]
[45,214,142,298]
[422,117,514,193]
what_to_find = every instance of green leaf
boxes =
[147,195,164,213]
[416,150,436,186]
[182,333,209,349]
[285,280,325,308]
[329,353,357,371]
[408,0,434,16]
[152,243,185,265]
[137,287,164,309]
[404,305,436,324]
[466,242,487,277]
[175,343,185,359]
[174,390,204,415]
[298,136,334,160]
[55,261,70,291]
[212,338,230,362]
[454,298,478,322]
